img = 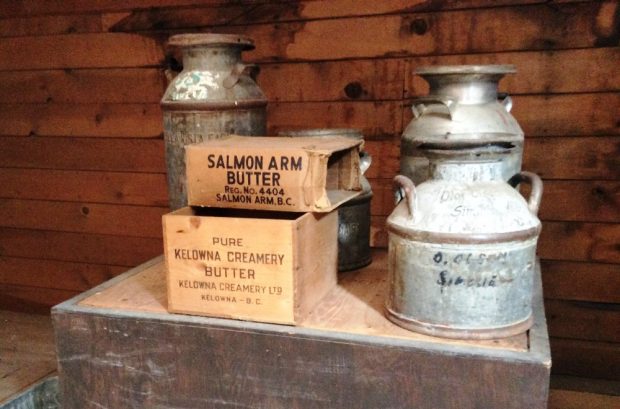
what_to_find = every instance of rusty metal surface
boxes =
[387,152,543,339]
[167,33,254,49]
[161,34,267,209]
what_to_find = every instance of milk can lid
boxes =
[387,174,542,244]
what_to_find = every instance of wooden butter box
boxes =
[163,206,337,324]
[186,135,362,212]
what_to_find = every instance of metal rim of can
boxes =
[168,33,255,50]
[384,302,534,340]
[414,64,516,75]
[338,254,373,272]
[386,219,541,245]
[161,99,268,110]
[279,128,364,139]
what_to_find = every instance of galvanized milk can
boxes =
[279,129,373,271]
[161,33,267,209]
[401,65,523,185]
[386,147,542,339]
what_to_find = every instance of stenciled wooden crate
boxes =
[186,135,363,213]
[52,250,551,409]
[163,206,338,324]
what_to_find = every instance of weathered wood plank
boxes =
[4,48,615,106]
[0,68,165,103]
[0,0,589,19]
[0,169,168,206]
[539,180,619,223]
[541,260,620,304]
[217,2,610,62]
[511,93,620,137]
[259,48,620,103]
[538,222,620,264]
[107,3,253,32]
[545,299,620,343]
[267,101,403,138]
[108,0,561,31]
[0,103,163,137]
[0,199,166,238]
[259,58,405,102]
[0,93,613,139]
[548,389,620,409]
[550,375,620,398]
[550,337,620,380]
[0,228,163,266]
[0,0,269,18]
[0,13,103,37]
[1,3,602,68]
[525,137,620,180]
[0,311,56,400]
[402,93,620,137]
[0,256,123,291]
[0,284,77,314]
[0,33,164,71]
[0,136,165,172]
[405,47,620,96]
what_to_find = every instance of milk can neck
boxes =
[181,46,242,71]
[425,75,501,104]
[429,158,506,182]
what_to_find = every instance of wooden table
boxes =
[53,250,551,408]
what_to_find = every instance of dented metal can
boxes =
[386,148,543,339]
[279,129,373,271]
[161,33,267,209]
[401,65,523,185]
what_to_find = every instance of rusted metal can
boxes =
[161,33,267,209]
[401,65,523,185]
[386,147,542,339]
[279,129,373,271]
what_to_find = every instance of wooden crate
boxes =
[186,135,362,212]
[163,206,337,324]
[52,250,551,409]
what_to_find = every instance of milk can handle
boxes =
[508,171,543,215]
[359,151,372,175]
[393,175,416,219]
[498,92,513,112]
[223,63,259,88]
[411,97,457,119]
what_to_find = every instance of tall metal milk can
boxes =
[386,147,543,339]
[161,34,267,209]
[401,65,523,185]
[279,129,373,271]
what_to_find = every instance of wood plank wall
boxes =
[0,0,618,381]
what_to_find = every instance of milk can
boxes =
[401,65,523,185]
[279,129,373,271]
[161,33,267,209]
[386,147,543,339]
